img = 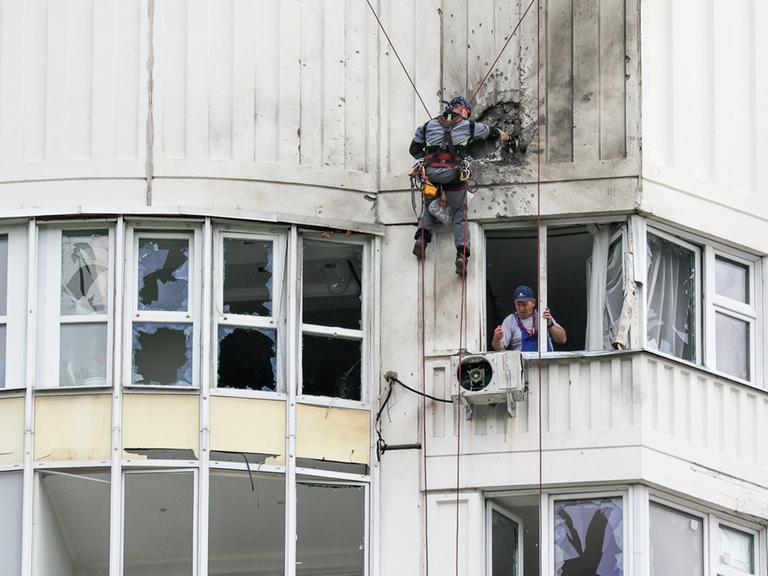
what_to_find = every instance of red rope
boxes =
[455,195,469,576]
[536,2,544,575]
[418,204,430,576]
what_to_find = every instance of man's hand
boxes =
[492,325,505,351]
[543,307,567,344]
[499,130,511,142]
[543,307,555,324]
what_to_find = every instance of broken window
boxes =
[646,232,698,362]
[33,470,110,575]
[132,323,193,385]
[132,232,195,387]
[208,470,285,575]
[36,228,112,387]
[215,233,280,391]
[123,471,194,575]
[296,482,365,575]
[486,494,539,576]
[217,327,276,391]
[0,472,22,575]
[301,238,365,400]
[649,502,703,576]
[486,224,627,352]
[554,497,623,576]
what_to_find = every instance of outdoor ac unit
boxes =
[450,351,527,419]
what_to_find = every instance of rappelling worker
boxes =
[409,95,510,276]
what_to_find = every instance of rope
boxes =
[535,3,544,575]
[455,194,469,576]
[469,0,538,104]
[363,0,432,119]
[418,202,431,576]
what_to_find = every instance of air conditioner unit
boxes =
[450,351,527,420]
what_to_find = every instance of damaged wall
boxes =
[123,394,199,460]
[296,404,370,465]
[210,397,286,465]
[34,395,111,462]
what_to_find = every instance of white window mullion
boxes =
[704,245,717,372]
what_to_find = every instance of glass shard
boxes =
[217,327,277,391]
[302,241,362,329]
[132,323,193,386]
[302,335,361,400]
[137,238,189,311]
[60,323,108,386]
[61,231,109,315]
[223,238,273,316]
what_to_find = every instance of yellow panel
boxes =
[210,397,285,465]
[35,395,111,462]
[296,404,370,465]
[123,394,199,459]
[0,397,24,464]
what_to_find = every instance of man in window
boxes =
[491,285,567,352]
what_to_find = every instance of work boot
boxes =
[455,252,468,277]
[413,240,427,260]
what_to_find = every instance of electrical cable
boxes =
[363,0,432,119]
[469,0,538,104]
[388,375,452,404]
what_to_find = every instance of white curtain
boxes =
[646,234,696,361]
[585,226,626,350]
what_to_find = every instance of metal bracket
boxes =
[461,395,474,420]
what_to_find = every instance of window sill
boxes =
[209,388,287,401]
[122,384,200,393]
[33,385,112,395]
[296,395,370,411]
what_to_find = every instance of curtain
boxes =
[585,226,625,350]
[646,234,697,361]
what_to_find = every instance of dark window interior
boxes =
[302,241,362,330]
[302,335,361,400]
[485,226,592,351]
[217,327,277,391]
[223,238,272,316]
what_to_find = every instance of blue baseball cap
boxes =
[513,285,535,301]
[444,96,472,115]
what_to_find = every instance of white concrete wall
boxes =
[640,0,768,253]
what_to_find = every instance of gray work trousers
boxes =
[417,188,470,251]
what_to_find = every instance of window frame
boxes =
[212,228,287,395]
[485,500,524,576]
[124,225,202,389]
[648,496,710,575]
[713,517,760,576]
[297,231,371,407]
[35,223,115,389]
[644,222,763,386]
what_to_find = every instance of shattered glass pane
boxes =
[61,231,109,315]
[132,323,193,386]
[0,325,5,388]
[223,238,273,316]
[137,238,189,311]
[217,327,277,391]
[208,471,285,575]
[716,313,750,380]
[650,502,703,576]
[302,335,361,400]
[297,483,364,576]
[0,236,7,316]
[491,509,520,576]
[716,256,749,303]
[719,525,754,573]
[646,234,696,362]
[554,498,623,576]
[59,323,108,386]
[302,241,362,330]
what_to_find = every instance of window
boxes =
[649,501,704,575]
[33,470,110,575]
[0,472,22,574]
[487,502,524,576]
[486,223,627,352]
[553,496,624,576]
[296,481,366,575]
[123,470,195,574]
[214,232,283,391]
[646,227,761,382]
[0,235,7,388]
[130,231,197,386]
[36,227,113,387]
[301,238,365,401]
[717,523,756,576]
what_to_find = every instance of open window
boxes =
[33,469,110,575]
[486,222,628,352]
[214,231,283,392]
[300,237,366,401]
[129,230,198,387]
[36,226,113,387]
[485,494,539,576]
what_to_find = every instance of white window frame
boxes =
[119,468,199,576]
[297,232,371,407]
[644,222,763,386]
[714,517,760,576]
[485,501,524,576]
[212,228,287,396]
[124,225,202,389]
[35,224,115,389]
[648,496,710,575]
[547,490,629,576]
[0,226,25,390]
